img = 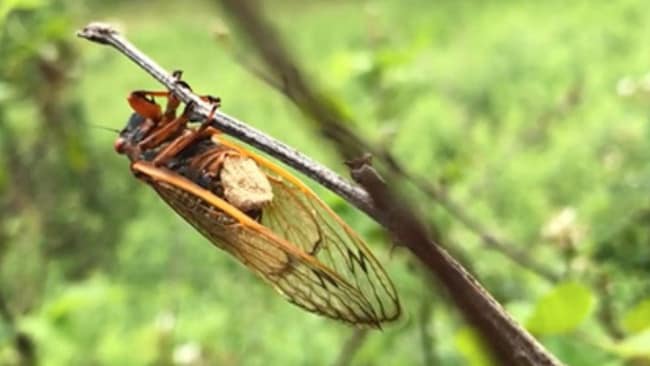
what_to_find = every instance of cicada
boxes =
[114,75,400,327]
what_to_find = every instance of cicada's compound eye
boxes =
[115,113,149,155]
[126,112,145,130]
[120,113,147,141]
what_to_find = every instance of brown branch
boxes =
[217,2,562,364]
[345,157,552,365]
[214,9,559,284]
[76,17,563,366]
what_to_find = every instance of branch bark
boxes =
[77,19,563,366]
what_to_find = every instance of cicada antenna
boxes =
[89,123,120,134]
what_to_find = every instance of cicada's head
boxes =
[114,92,164,161]
[114,113,146,159]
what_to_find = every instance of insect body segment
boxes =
[115,79,401,327]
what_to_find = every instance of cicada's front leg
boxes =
[125,85,221,166]
[138,104,192,152]
[148,97,221,166]
[127,70,186,123]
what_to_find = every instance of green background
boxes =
[2,0,650,365]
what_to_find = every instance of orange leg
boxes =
[128,91,165,120]
[128,68,219,122]
[132,90,217,147]
[150,120,220,167]
[153,125,225,166]
[151,95,222,164]
[150,128,197,166]
[126,87,221,167]
[138,112,190,151]
[128,85,221,122]
[128,90,181,123]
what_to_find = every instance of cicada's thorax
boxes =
[166,136,274,220]
[117,112,274,220]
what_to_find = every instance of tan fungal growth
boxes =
[220,155,273,211]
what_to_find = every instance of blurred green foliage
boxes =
[526,281,595,335]
[1,0,650,365]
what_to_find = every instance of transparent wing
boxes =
[218,137,401,322]
[259,168,401,323]
[134,162,396,326]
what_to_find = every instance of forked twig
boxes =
[77,21,562,366]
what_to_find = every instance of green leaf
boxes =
[454,327,496,366]
[526,282,596,335]
[610,329,650,358]
[622,298,650,334]
[44,276,124,326]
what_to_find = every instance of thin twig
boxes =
[0,291,13,326]
[419,301,436,366]
[596,273,624,340]
[332,329,369,366]
[77,23,377,219]
[76,20,563,366]
[411,178,560,282]
[0,290,37,366]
